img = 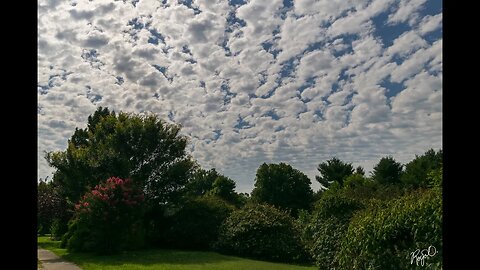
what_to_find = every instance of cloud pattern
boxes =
[38,0,442,192]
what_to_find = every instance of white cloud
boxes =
[388,0,428,26]
[418,13,442,35]
[386,31,428,57]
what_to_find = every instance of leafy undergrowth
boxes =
[38,236,316,270]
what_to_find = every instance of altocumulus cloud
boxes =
[38,0,442,192]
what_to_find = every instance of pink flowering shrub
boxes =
[62,177,145,253]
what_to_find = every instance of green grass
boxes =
[38,236,316,270]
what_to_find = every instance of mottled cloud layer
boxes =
[38,0,442,192]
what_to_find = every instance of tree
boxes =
[185,168,219,197]
[209,175,238,205]
[251,163,313,216]
[46,107,195,208]
[185,168,242,206]
[315,157,354,189]
[402,149,443,187]
[63,177,145,254]
[355,166,365,176]
[38,180,67,236]
[371,156,403,185]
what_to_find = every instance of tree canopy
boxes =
[402,149,443,187]
[371,156,403,185]
[46,107,195,207]
[315,157,354,189]
[251,163,313,216]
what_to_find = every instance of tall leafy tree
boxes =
[209,175,238,204]
[371,156,403,185]
[251,163,313,216]
[315,157,354,189]
[185,168,241,205]
[46,107,195,208]
[401,149,443,187]
[185,168,220,197]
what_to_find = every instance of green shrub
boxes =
[63,177,145,254]
[216,203,309,263]
[50,218,68,240]
[302,192,363,269]
[162,196,235,250]
[338,188,442,269]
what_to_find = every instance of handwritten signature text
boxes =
[410,246,437,266]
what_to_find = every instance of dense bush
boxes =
[302,192,363,269]
[161,196,235,250]
[62,177,145,254]
[338,188,442,269]
[38,180,68,237]
[215,203,309,263]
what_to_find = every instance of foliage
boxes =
[50,218,68,241]
[38,180,69,237]
[63,177,145,254]
[338,188,442,269]
[185,168,244,206]
[251,163,313,216]
[46,107,195,209]
[427,167,443,190]
[301,191,363,269]
[355,166,365,175]
[208,176,238,204]
[315,157,354,189]
[184,168,220,197]
[402,149,443,187]
[343,173,371,189]
[371,156,403,185]
[161,196,235,250]
[216,203,309,263]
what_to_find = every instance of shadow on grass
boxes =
[38,237,315,269]
[62,248,238,267]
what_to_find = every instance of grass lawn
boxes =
[38,236,316,270]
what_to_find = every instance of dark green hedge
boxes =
[215,203,309,263]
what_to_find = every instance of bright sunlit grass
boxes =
[37,236,316,270]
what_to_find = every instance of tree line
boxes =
[38,107,442,269]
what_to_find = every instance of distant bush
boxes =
[50,218,68,240]
[161,195,235,250]
[216,203,309,263]
[302,192,363,269]
[63,177,145,254]
[338,188,442,269]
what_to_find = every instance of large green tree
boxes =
[46,107,195,209]
[251,163,313,216]
[315,157,354,189]
[402,149,443,187]
[185,168,220,197]
[185,168,242,205]
[371,156,403,185]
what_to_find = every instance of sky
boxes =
[38,0,442,193]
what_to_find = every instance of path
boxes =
[38,249,82,270]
